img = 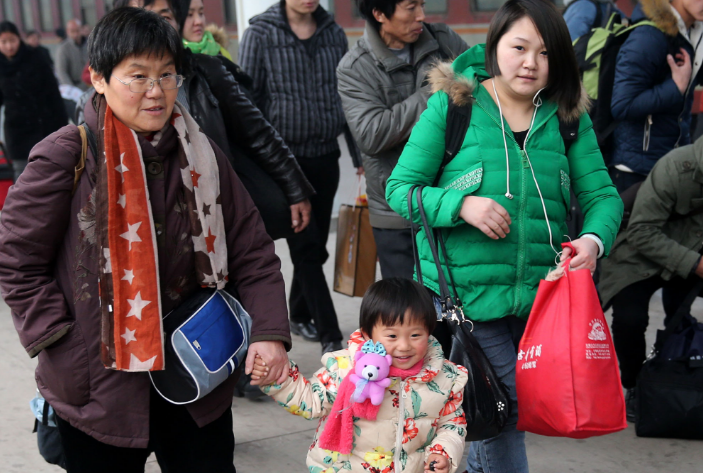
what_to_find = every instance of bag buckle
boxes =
[441,300,474,331]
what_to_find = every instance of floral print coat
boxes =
[262,331,469,473]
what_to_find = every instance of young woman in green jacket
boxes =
[386,0,623,470]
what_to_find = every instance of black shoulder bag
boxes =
[635,278,703,439]
[408,184,509,441]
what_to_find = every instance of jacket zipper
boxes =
[476,100,551,313]
[475,99,540,314]
[394,381,407,472]
[643,115,652,152]
[513,150,530,313]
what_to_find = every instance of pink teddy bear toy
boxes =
[349,340,393,406]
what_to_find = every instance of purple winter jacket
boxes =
[0,100,291,448]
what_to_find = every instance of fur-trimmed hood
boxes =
[640,0,680,37]
[427,44,590,123]
[206,24,230,49]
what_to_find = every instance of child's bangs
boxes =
[359,279,437,335]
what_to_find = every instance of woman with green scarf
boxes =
[181,0,233,60]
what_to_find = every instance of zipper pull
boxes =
[401,382,408,399]
[643,115,653,152]
[520,150,529,168]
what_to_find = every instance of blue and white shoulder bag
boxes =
[149,288,252,404]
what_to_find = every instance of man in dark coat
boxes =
[610,0,703,193]
[601,136,703,421]
[240,0,362,354]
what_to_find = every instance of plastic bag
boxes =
[516,243,627,438]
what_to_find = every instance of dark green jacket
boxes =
[386,45,623,321]
[600,137,703,307]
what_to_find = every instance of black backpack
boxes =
[436,99,580,187]
[572,17,658,164]
[436,97,581,238]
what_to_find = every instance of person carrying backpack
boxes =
[564,0,624,41]
[610,0,703,193]
[385,1,623,470]
[600,135,703,423]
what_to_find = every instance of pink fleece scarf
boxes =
[319,361,424,454]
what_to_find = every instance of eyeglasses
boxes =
[113,74,184,93]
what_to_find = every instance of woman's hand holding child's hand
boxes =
[424,454,449,473]
[459,196,512,240]
[246,341,289,386]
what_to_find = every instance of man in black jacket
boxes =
[239,0,361,355]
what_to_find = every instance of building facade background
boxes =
[5,0,637,55]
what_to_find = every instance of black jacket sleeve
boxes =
[194,54,315,204]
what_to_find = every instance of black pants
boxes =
[372,227,415,279]
[610,275,699,388]
[56,389,236,473]
[286,154,342,343]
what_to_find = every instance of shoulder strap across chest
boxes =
[437,99,579,186]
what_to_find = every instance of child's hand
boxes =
[424,454,449,473]
[250,354,271,385]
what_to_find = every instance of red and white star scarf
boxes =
[97,98,228,372]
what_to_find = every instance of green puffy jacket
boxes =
[386,45,623,322]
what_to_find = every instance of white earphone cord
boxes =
[492,79,513,200]
[491,80,558,257]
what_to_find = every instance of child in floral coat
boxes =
[251,279,469,473]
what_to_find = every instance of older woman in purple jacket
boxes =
[0,8,290,473]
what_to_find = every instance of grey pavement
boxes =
[2,231,702,472]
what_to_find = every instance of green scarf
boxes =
[183,30,221,57]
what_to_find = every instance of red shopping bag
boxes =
[516,242,627,438]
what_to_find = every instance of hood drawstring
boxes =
[492,79,514,200]
[491,81,560,257]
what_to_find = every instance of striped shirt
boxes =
[239,3,359,162]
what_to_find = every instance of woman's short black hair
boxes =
[0,21,21,38]
[485,0,582,120]
[89,7,184,83]
[359,278,437,336]
[356,0,404,30]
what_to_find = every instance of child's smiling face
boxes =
[363,311,430,370]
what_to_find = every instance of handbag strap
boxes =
[73,125,88,196]
[41,400,50,426]
[435,228,462,307]
[408,185,424,286]
[654,277,703,352]
[72,124,98,196]
[411,184,466,322]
